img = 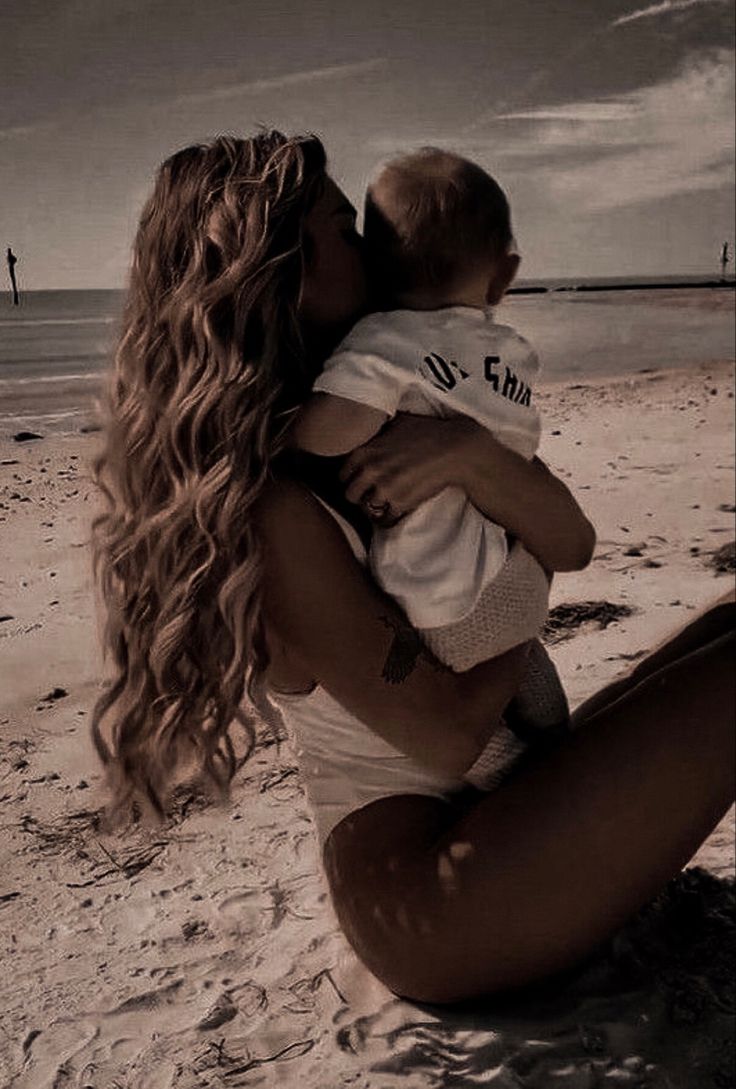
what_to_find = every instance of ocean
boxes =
[1,281,734,434]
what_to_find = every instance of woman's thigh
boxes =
[324,626,735,1005]
[570,590,735,729]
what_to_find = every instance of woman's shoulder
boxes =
[256,478,370,577]
[254,475,320,538]
[259,451,372,552]
[254,474,348,550]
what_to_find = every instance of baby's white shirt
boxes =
[312,306,542,628]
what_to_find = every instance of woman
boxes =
[90,130,735,1006]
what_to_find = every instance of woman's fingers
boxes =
[340,444,400,502]
[344,461,412,512]
[342,460,380,506]
[339,413,476,513]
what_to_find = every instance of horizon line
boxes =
[10,272,736,293]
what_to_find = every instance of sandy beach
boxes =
[0,359,734,1088]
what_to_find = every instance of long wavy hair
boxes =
[89,130,327,829]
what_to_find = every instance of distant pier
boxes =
[507,279,736,295]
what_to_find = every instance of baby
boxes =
[292,147,570,789]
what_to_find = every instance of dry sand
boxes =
[0,360,734,1088]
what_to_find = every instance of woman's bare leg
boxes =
[326,618,735,1004]
[571,589,735,727]
[425,629,735,1001]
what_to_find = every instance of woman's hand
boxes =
[340,413,596,572]
[339,414,474,525]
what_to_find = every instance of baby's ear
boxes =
[504,251,521,284]
[486,251,521,304]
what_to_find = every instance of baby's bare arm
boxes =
[290,392,390,457]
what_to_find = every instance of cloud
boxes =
[496,103,635,124]
[611,0,728,28]
[164,58,388,109]
[0,57,389,141]
[463,0,729,135]
[482,50,734,212]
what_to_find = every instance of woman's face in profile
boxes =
[299,175,369,346]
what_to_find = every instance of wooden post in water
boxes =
[6,247,19,305]
[719,241,730,282]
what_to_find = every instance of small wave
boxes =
[0,316,116,328]
[0,372,102,387]
[0,409,89,422]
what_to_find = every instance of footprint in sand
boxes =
[13,1019,98,1089]
[217,887,270,934]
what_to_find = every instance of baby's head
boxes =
[364,147,518,309]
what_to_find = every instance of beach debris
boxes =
[286,967,348,1012]
[40,686,67,702]
[16,806,171,886]
[605,650,647,663]
[259,764,303,801]
[220,1037,315,1078]
[21,1029,42,1056]
[181,918,214,941]
[12,431,43,443]
[707,541,735,574]
[543,601,635,644]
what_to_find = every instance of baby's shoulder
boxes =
[486,318,530,345]
[485,320,538,362]
[336,309,429,355]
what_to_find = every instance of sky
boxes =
[1,0,734,288]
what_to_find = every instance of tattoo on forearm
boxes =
[378,614,441,683]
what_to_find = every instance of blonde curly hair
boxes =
[89,130,327,828]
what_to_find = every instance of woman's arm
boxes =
[340,414,596,572]
[256,478,531,778]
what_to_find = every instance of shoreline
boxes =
[2,285,733,436]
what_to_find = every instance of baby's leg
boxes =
[461,642,570,791]
[420,542,565,789]
[503,638,570,742]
